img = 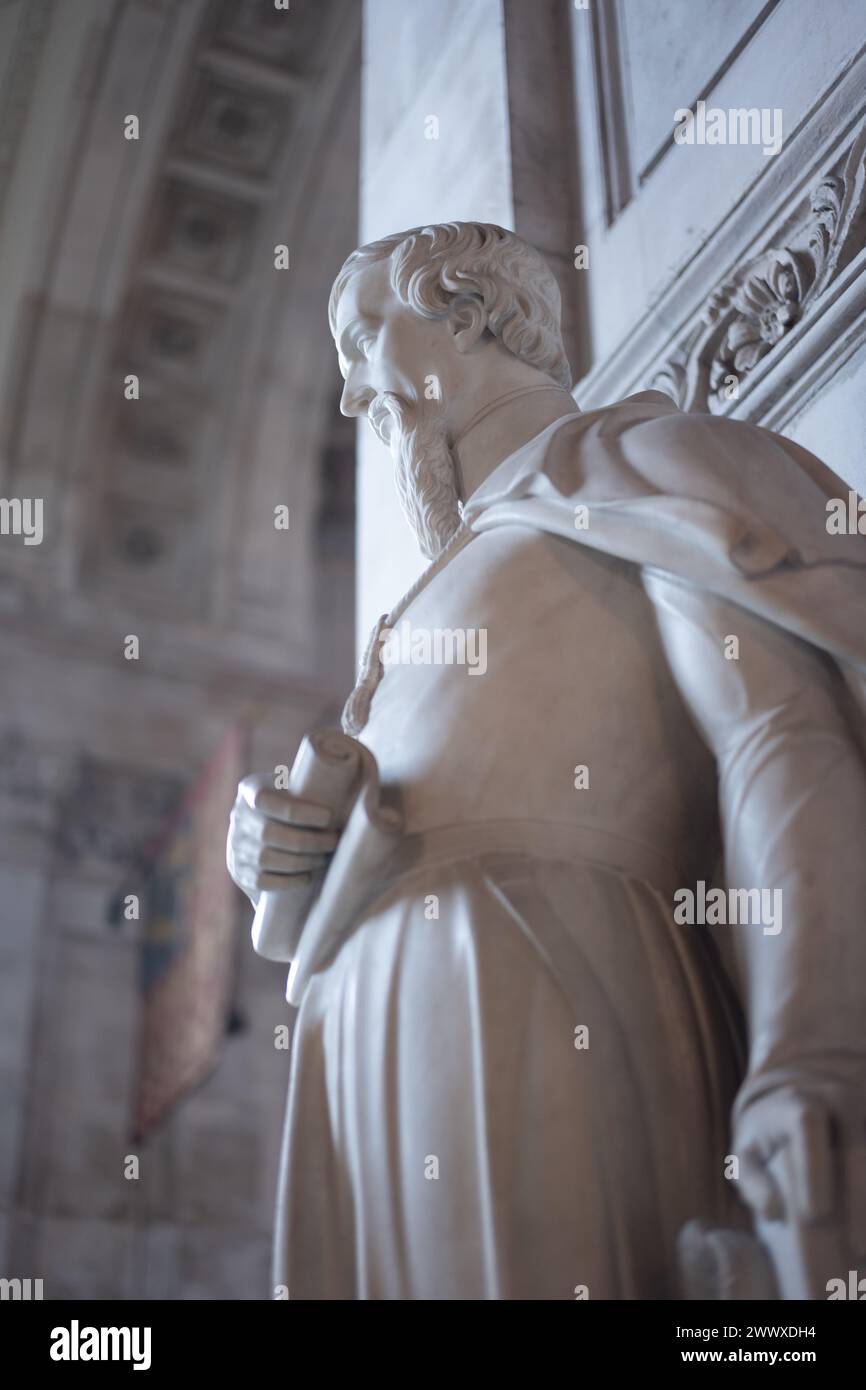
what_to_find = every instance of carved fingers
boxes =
[735,1090,834,1222]
[237,773,333,828]
[733,1083,866,1264]
[226,775,339,903]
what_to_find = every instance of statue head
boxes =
[329,221,571,560]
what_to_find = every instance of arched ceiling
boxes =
[0,0,361,727]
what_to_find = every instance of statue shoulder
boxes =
[546,397,864,567]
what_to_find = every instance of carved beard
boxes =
[367,392,462,561]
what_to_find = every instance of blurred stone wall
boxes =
[0,0,361,1300]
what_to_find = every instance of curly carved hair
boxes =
[328,221,572,390]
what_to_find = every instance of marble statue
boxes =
[226,222,866,1300]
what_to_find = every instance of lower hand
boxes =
[732,1079,866,1296]
[226,774,340,907]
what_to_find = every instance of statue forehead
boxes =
[335,258,397,330]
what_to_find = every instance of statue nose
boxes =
[340,380,374,418]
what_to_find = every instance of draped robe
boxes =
[268,393,866,1300]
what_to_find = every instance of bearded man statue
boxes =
[227,222,866,1301]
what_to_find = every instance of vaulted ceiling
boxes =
[0,0,360,754]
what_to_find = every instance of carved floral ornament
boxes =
[652,124,866,413]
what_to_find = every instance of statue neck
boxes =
[450,381,579,503]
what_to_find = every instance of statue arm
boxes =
[644,567,866,1294]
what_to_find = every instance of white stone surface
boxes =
[620,0,770,176]
[571,0,866,366]
[785,340,866,495]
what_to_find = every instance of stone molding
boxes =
[575,50,866,431]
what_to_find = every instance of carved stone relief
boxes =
[652,125,866,413]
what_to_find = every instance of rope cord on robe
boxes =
[341,519,478,735]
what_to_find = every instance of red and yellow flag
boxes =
[131,726,245,1140]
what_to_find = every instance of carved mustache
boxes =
[367,392,412,448]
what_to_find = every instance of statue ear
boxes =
[448,295,488,353]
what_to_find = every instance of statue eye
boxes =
[357,334,375,358]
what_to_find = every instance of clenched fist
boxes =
[226,774,340,908]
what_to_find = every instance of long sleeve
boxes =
[643,567,866,1110]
